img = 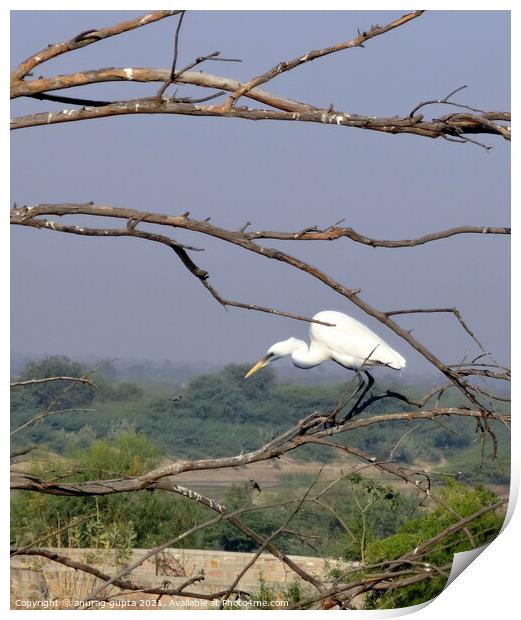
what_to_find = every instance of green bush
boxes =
[363,481,504,608]
[11,430,210,551]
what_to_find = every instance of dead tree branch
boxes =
[385,307,490,359]
[11,403,508,499]
[10,99,511,144]
[10,11,510,144]
[409,85,480,117]
[12,547,236,603]
[11,11,181,83]
[221,11,424,109]
[246,224,511,246]
[11,376,96,389]
[10,202,508,415]
[155,10,186,99]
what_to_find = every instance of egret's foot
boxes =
[322,414,343,429]
[339,408,358,424]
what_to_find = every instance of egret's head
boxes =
[244,338,303,379]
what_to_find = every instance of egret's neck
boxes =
[290,340,330,369]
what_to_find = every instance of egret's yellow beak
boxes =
[244,355,271,379]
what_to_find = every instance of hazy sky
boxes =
[10,10,510,376]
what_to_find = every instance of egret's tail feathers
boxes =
[386,352,406,370]
[372,347,406,370]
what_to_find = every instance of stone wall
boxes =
[11,548,350,610]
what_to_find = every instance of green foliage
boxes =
[442,442,510,485]
[97,381,144,402]
[11,425,506,613]
[11,430,210,553]
[202,483,288,553]
[14,356,95,409]
[10,354,510,591]
[363,481,504,609]
[288,474,420,562]
[11,357,94,450]
[11,356,511,488]
[253,573,277,605]
[9,355,510,617]
[69,428,160,478]
[230,574,309,609]
[284,579,305,605]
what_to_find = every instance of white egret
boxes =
[244,310,405,416]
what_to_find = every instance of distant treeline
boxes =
[11,356,510,485]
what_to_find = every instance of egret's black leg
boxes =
[352,371,367,399]
[344,370,375,421]
[325,372,365,428]
[364,370,375,396]
[350,370,370,412]
[336,371,367,423]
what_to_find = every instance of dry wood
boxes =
[10,11,510,145]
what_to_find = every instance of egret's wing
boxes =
[311,311,405,369]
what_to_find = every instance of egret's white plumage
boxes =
[245,310,405,378]
[309,311,405,371]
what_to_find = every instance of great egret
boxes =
[244,310,405,416]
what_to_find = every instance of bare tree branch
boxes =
[12,68,311,114]
[12,547,236,602]
[246,224,510,246]
[10,98,510,143]
[156,11,186,99]
[10,10,509,146]
[385,306,491,360]
[221,11,425,109]
[11,405,508,499]
[409,85,480,117]
[10,11,181,82]
[11,376,96,389]
[10,211,335,328]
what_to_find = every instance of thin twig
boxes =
[408,85,487,118]
[222,11,424,109]
[156,10,186,99]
